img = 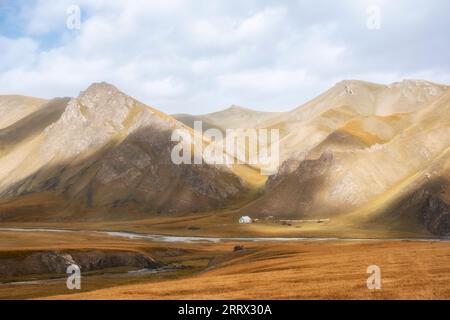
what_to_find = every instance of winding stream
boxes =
[1,227,449,243]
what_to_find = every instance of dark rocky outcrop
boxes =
[385,177,450,236]
[421,195,450,236]
[0,250,163,279]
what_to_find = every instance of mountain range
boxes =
[0,80,449,236]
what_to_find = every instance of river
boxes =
[0,227,449,243]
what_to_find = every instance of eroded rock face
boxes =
[421,195,450,236]
[0,250,163,278]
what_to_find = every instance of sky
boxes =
[0,0,449,114]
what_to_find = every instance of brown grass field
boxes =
[1,227,449,300]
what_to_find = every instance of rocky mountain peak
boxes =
[225,105,248,112]
[81,81,121,96]
[71,82,140,131]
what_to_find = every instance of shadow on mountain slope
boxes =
[0,124,254,222]
[0,98,70,155]
[372,177,450,236]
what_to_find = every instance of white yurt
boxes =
[239,216,252,224]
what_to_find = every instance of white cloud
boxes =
[0,36,38,71]
[22,0,69,35]
[0,0,448,113]
[141,77,186,97]
[218,68,309,93]
[188,6,287,48]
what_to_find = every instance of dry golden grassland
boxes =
[0,229,449,300]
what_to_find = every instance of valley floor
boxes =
[0,209,432,239]
[0,225,449,299]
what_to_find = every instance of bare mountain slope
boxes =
[0,83,252,220]
[171,114,219,133]
[244,90,450,235]
[0,95,48,129]
[174,105,281,133]
[0,98,70,157]
[261,80,447,130]
[258,80,449,168]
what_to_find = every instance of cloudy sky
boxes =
[0,0,449,114]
